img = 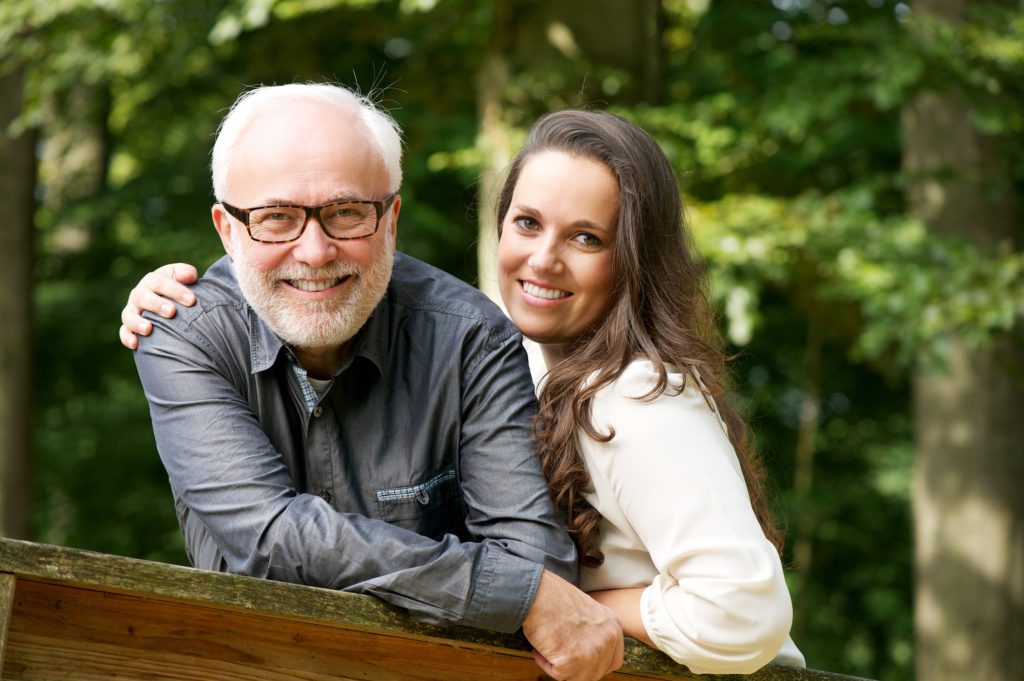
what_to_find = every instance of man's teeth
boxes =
[288,278,345,292]
[523,281,570,300]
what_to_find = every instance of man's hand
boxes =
[522,569,624,681]
[119,263,198,349]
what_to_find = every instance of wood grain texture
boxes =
[0,538,871,681]
[0,572,15,669]
[5,580,542,681]
[0,537,526,653]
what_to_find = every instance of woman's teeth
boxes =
[523,281,570,300]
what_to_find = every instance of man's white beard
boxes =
[231,230,394,349]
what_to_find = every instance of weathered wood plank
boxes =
[0,537,527,654]
[0,572,15,670]
[0,538,871,681]
[8,579,714,681]
[5,580,542,681]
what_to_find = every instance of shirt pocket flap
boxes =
[375,468,464,538]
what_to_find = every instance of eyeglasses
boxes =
[221,194,396,243]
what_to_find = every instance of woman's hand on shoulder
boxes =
[119,263,198,349]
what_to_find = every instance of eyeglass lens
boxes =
[248,202,379,242]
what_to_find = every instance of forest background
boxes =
[1,2,1022,681]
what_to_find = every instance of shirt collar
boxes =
[247,287,391,378]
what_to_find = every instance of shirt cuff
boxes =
[462,546,545,633]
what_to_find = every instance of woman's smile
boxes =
[520,279,572,301]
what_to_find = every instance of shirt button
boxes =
[312,406,323,418]
[415,489,430,505]
[319,489,332,503]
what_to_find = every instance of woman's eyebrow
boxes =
[570,218,611,234]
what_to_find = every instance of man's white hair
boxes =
[210,83,403,200]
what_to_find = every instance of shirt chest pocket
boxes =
[375,468,466,540]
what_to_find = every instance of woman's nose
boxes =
[527,237,563,274]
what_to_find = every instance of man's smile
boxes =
[285,276,351,292]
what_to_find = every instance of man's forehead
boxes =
[225,101,388,203]
[254,189,377,205]
[239,99,365,143]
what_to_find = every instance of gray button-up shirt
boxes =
[134,253,576,632]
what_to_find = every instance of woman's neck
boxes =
[539,342,569,370]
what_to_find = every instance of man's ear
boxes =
[388,194,401,240]
[211,203,236,257]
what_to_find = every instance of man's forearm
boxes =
[136,318,541,632]
[177,488,544,631]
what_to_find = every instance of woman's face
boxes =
[498,150,619,349]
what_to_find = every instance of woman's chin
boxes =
[517,328,570,349]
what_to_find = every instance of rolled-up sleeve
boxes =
[584,363,793,673]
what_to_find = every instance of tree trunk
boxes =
[474,0,516,302]
[792,323,822,576]
[0,66,36,539]
[903,3,1024,680]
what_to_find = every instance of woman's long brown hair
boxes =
[496,110,782,567]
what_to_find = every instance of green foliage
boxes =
[736,291,914,680]
[631,0,1024,372]
[687,190,1024,369]
[628,2,1023,678]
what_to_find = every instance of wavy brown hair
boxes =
[496,110,782,567]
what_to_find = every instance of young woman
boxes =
[493,110,803,673]
[120,110,803,674]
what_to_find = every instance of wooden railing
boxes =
[0,538,869,680]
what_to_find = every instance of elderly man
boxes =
[125,83,622,680]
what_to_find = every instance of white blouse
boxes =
[527,343,805,674]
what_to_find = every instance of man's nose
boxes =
[291,216,338,268]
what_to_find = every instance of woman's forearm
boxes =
[588,588,654,647]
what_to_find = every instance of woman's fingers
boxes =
[120,262,199,349]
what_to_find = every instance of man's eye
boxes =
[251,209,299,224]
[325,207,358,219]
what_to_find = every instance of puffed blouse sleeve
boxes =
[582,361,794,674]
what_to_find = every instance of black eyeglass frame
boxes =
[220,193,397,243]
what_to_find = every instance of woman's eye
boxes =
[513,216,539,231]
[574,232,604,248]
